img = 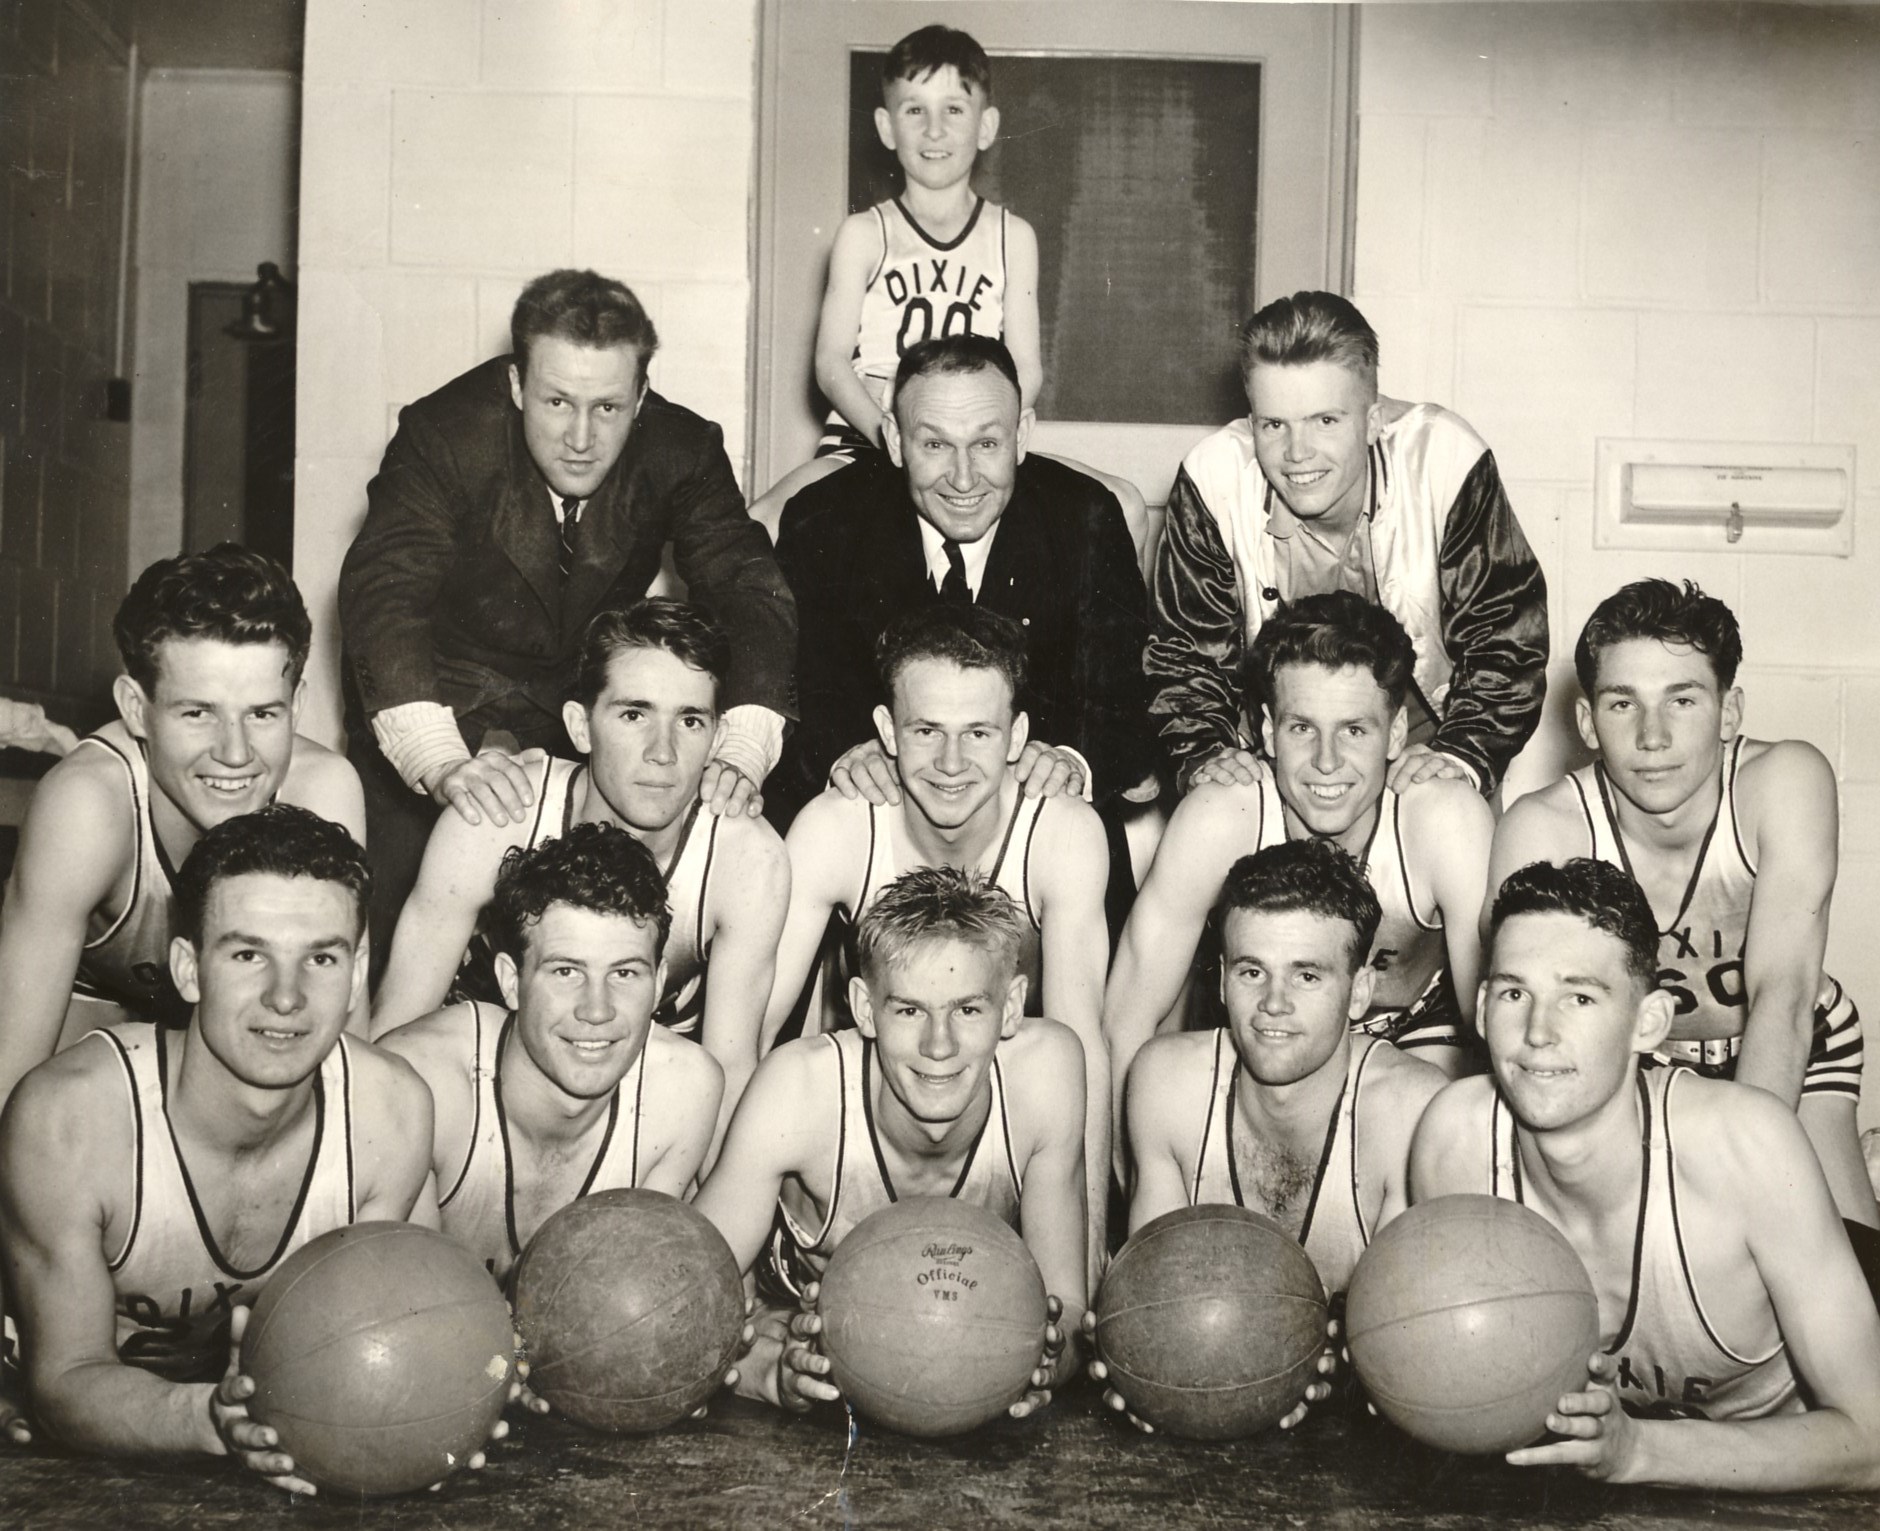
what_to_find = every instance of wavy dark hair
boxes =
[572,600,730,711]
[114,543,311,694]
[1216,838,1381,971]
[1246,590,1415,717]
[1574,579,1742,695]
[1489,858,1659,988]
[882,24,991,99]
[487,820,671,962]
[174,803,369,944]
[511,269,659,379]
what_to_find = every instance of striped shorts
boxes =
[1649,980,1862,1100]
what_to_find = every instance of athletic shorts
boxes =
[1649,980,1862,1101]
[813,416,875,459]
[1353,971,1465,1053]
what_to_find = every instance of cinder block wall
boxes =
[0,1,135,721]
[293,0,758,747]
[1352,2,1880,1119]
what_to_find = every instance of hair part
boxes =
[1240,290,1380,394]
[1489,858,1660,989]
[572,599,730,711]
[511,269,659,380]
[174,803,370,945]
[487,820,672,963]
[114,543,311,694]
[875,604,1028,714]
[1246,590,1416,718]
[1574,578,1743,695]
[856,865,1025,986]
[882,24,991,99]
[1216,838,1382,971]
[891,334,1022,423]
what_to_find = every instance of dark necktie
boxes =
[558,497,582,577]
[939,539,972,605]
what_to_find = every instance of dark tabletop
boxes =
[5,1380,1873,1530]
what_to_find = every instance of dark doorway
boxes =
[184,281,296,567]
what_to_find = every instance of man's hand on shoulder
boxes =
[1183,746,1268,794]
[698,759,763,819]
[829,740,901,806]
[1014,742,1086,801]
[425,749,535,828]
[1387,744,1476,792]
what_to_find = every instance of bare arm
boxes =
[1736,743,1837,1106]
[1102,788,1249,1165]
[370,808,516,1039]
[1406,1077,1495,1203]
[1411,780,1494,1034]
[1122,1037,1199,1235]
[347,1044,437,1223]
[1009,1023,1089,1387]
[1001,215,1043,411]
[693,1043,824,1276]
[1032,801,1113,1281]
[811,212,891,445]
[697,820,790,1151]
[761,798,856,1048]
[0,1062,221,1460]
[636,1036,725,1199]
[0,763,129,1117]
[1513,1089,1880,1490]
[1482,787,1587,949]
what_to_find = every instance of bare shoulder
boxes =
[1409,1073,1495,1156]
[1002,1017,1085,1102]
[343,1033,437,1126]
[374,1003,476,1079]
[783,790,870,890]
[0,1035,125,1183]
[17,744,133,858]
[282,734,363,807]
[1127,1031,1217,1118]
[1032,791,1106,866]
[1164,778,1267,860]
[1736,736,1835,809]
[1400,775,1493,836]
[1003,210,1040,254]
[1491,778,1589,864]
[646,1027,724,1099]
[1365,1041,1451,1121]
[716,808,789,875]
[1662,1070,1811,1189]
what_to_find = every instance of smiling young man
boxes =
[370,601,787,1133]
[1121,839,1446,1276]
[1106,593,1490,1158]
[378,823,722,1284]
[0,806,438,1491]
[695,867,1086,1416]
[1488,581,1876,1229]
[769,334,1153,928]
[339,268,794,980]
[0,547,365,1119]
[1146,290,1547,799]
[1410,858,1880,1492]
[766,604,1111,1273]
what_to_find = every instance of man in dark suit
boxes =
[340,269,795,972]
[771,334,1155,926]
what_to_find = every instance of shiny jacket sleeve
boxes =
[1144,465,1247,782]
[1431,451,1548,793]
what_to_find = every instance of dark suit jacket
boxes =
[339,357,794,748]
[770,451,1155,826]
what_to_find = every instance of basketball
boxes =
[242,1222,515,1497]
[816,1197,1047,1438]
[511,1188,746,1433]
[1094,1204,1329,1440]
[1344,1194,1601,1454]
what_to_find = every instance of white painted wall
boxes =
[129,70,299,576]
[293,0,758,747]
[1351,2,1880,1120]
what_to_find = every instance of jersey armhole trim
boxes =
[1395,794,1442,934]
[1662,1067,1784,1367]
[97,1028,143,1273]
[438,1001,487,1208]
[77,734,140,952]
[338,1035,357,1224]
[1726,736,1757,876]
